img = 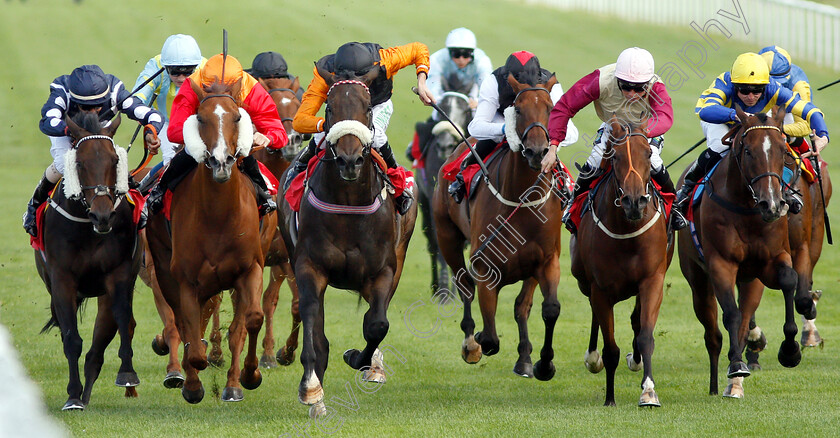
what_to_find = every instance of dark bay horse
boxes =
[416,81,473,294]
[678,107,802,399]
[252,76,305,368]
[276,67,416,415]
[432,74,565,379]
[35,113,142,410]
[570,119,671,406]
[145,78,276,403]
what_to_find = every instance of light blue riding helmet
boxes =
[160,34,202,66]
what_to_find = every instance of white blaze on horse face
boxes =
[211,104,230,163]
[281,97,292,106]
[761,135,775,196]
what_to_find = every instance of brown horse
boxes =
[570,119,671,406]
[276,67,416,415]
[145,77,276,403]
[432,74,565,379]
[35,113,142,410]
[678,107,801,399]
[252,76,304,368]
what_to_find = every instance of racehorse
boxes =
[276,66,416,415]
[432,73,565,379]
[570,119,671,406]
[252,75,304,368]
[145,77,276,403]
[678,107,803,399]
[34,113,142,410]
[415,74,474,294]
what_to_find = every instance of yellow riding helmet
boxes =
[731,52,769,85]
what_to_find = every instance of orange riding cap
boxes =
[188,53,258,103]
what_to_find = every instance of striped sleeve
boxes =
[772,85,828,139]
[39,80,70,136]
[133,56,163,106]
[695,73,737,124]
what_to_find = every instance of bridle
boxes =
[509,87,551,157]
[266,86,298,125]
[323,80,374,162]
[71,134,124,209]
[607,131,653,207]
[728,123,793,205]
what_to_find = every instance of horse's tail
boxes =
[40,296,88,334]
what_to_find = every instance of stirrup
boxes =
[396,193,412,215]
[448,178,465,204]
[671,209,688,230]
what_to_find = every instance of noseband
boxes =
[323,80,374,161]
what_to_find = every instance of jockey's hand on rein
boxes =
[253,132,271,148]
[541,145,558,174]
[144,132,161,155]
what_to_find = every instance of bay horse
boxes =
[570,119,671,406]
[35,112,142,410]
[252,76,304,368]
[416,76,474,294]
[276,66,416,415]
[145,77,276,403]
[678,107,802,399]
[432,73,565,379]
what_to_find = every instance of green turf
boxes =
[2,0,840,436]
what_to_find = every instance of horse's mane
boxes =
[70,111,102,135]
[752,112,770,123]
[203,80,231,96]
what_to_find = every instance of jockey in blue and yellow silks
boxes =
[759,45,813,139]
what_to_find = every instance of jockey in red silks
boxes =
[144,53,288,217]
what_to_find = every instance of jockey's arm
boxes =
[244,83,288,149]
[549,69,600,147]
[293,68,329,135]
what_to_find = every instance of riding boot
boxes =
[672,149,723,230]
[652,166,685,229]
[22,174,57,237]
[378,142,413,215]
[284,139,317,192]
[146,151,197,216]
[241,155,276,215]
[561,165,600,234]
[138,162,165,196]
[448,139,496,203]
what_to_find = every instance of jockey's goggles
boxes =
[166,65,197,77]
[617,78,648,93]
[449,48,474,59]
[735,84,765,96]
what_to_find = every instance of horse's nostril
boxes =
[336,157,347,167]
[355,157,364,167]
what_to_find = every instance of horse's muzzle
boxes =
[620,195,649,221]
[522,146,547,170]
[208,155,235,183]
[89,209,116,234]
[336,153,364,181]
[757,198,783,223]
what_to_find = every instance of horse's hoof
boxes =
[800,327,823,348]
[308,401,327,419]
[240,369,262,390]
[626,353,643,372]
[746,328,768,353]
[778,340,802,368]
[276,347,296,366]
[163,371,185,389]
[362,367,387,384]
[260,353,278,369]
[723,377,744,399]
[513,361,534,378]
[181,384,205,404]
[533,360,555,381]
[115,371,140,387]
[461,337,483,364]
[298,374,324,405]
[726,361,750,378]
[343,349,362,370]
[62,399,85,411]
[151,335,169,356]
[584,350,604,374]
[208,353,224,368]
[639,388,661,407]
[474,331,499,356]
[221,387,244,402]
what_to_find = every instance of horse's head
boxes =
[64,112,126,234]
[184,78,253,183]
[259,76,306,161]
[317,64,378,181]
[605,118,652,221]
[431,92,472,159]
[505,73,557,170]
[732,105,789,222]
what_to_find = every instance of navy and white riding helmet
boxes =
[68,65,111,106]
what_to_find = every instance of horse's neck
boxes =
[716,153,753,203]
[498,150,541,196]
[188,165,250,212]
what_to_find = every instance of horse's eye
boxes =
[196,115,204,124]
[744,148,752,157]
[515,107,521,115]
[234,114,241,123]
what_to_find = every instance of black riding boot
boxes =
[448,139,496,203]
[378,142,413,215]
[283,139,317,192]
[561,164,601,234]
[672,149,723,230]
[241,155,277,215]
[22,174,57,237]
[145,151,198,217]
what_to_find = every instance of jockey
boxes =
[759,45,814,141]
[447,50,579,203]
[672,52,830,230]
[407,27,493,162]
[144,53,288,217]
[246,51,304,100]
[547,47,675,231]
[23,64,164,237]
[286,41,434,215]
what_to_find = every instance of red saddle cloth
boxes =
[409,132,425,170]
[284,149,414,213]
[31,188,145,251]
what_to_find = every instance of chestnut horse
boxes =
[145,77,276,403]
[276,67,416,415]
[252,76,304,368]
[35,113,142,410]
[678,108,802,399]
[432,74,565,379]
[570,120,671,406]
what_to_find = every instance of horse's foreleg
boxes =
[345,272,394,385]
[512,278,536,379]
[689,270,722,395]
[636,276,664,407]
[708,259,749,380]
[203,295,223,367]
[584,312,603,374]
[175,288,207,404]
[150,270,183,386]
[591,289,619,407]
[81,296,119,406]
[110,272,140,392]
[277,262,300,366]
[474,282,501,357]
[296,264,328,405]
[534,259,561,382]
[260,266,283,368]
[770,255,801,368]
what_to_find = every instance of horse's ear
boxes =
[104,114,121,137]
[735,104,748,125]
[65,115,82,139]
[291,76,300,92]
[359,66,379,87]
[773,105,786,126]
[229,78,243,105]
[190,78,205,101]
[544,73,558,91]
[316,63,335,88]
[507,72,524,92]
